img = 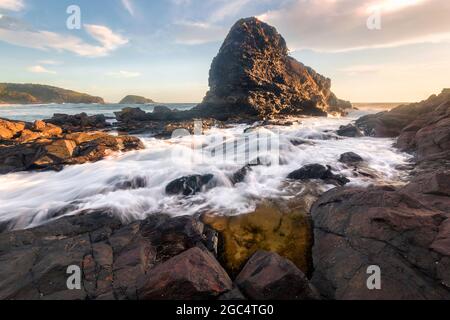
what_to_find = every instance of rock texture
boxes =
[310,89,450,300]
[0,83,104,104]
[194,17,351,120]
[0,118,143,174]
[45,113,109,132]
[235,251,319,300]
[0,213,222,300]
[287,164,350,186]
[311,183,450,300]
[119,95,154,104]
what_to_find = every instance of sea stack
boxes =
[195,17,351,120]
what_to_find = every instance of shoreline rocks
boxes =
[0,118,144,174]
[287,164,350,186]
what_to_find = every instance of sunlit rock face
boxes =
[202,200,314,277]
[195,17,352,120]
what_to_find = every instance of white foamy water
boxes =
[0,108,412,230]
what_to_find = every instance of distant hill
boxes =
[0,83,105,104]
[119,95,154,104]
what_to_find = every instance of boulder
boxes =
[287,164,350,186]
[0,213,218,300]
[165,174,214,196]
[114,107,149,122]
[194,17,351,120]
[138,247,232,300]
[339,152,364,165]
[337,124,363,137]
[235,251,319,300]
[310,185,450,300]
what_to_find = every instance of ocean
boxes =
[0,103,412,230]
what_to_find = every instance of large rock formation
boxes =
[0,83,104,104]
[194,17,351,120]
[310,89,450,300]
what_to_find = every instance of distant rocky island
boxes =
[0,83,104,104]
[119,95,155,104]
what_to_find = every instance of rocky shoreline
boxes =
[0,16,449,300]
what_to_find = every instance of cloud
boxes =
[0,0,24,11]
[27,65,56,74]
[38,59,62,65]
[0,16,128,57]
[173,21,227,45]
[106,70,141,78]
[84,24,129,50]
[121,0,134,16]
[258,0,450,52]
[209,0,251,22]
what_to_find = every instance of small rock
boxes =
[165,174,214,196]
[337,124,364,137]
[287,164,350,186]
[339,152,364,165]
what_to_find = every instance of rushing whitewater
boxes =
[0,105,413,230]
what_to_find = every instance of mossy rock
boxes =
[202,200,313,277]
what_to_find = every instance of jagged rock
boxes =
[235,251,319,300]
[337,124,363,137]
[0,213,217,300]
[194,17,351,120]
[356,89,450,140]
[46,113,109,131]
[287,164,350,186]
[138,247,232,300]
[339,152,364,165]
[311,185,450,300]
[165,174,214,196]
[0,118,144,174]
[0,118,26,140]
[114,107,150,122]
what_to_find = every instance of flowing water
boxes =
[0,103,412,230]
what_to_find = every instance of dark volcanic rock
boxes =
[165,174,215,196]
[339,152,364,165]
[46,113,109,131]
[235,251,319,300]
[138,247,232,300]
[337,124,363,137]
[287,164,350,186]
[194,17,351,120]
[310,185,450,300]
[0,213,218,300]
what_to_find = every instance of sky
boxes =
[0,0,449,103]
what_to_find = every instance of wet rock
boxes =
[153,105,172,114]
[339,152,364,165]
[235,251,319,300]
[311,185,450,300]
[194,17,351,120]
[165,174,214,196]
[337,124,363,137]
[0,119,145,174]
[138,247,232,300]
[202,201,313,276]
[219,287,247,300]
[287,164,350,186]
